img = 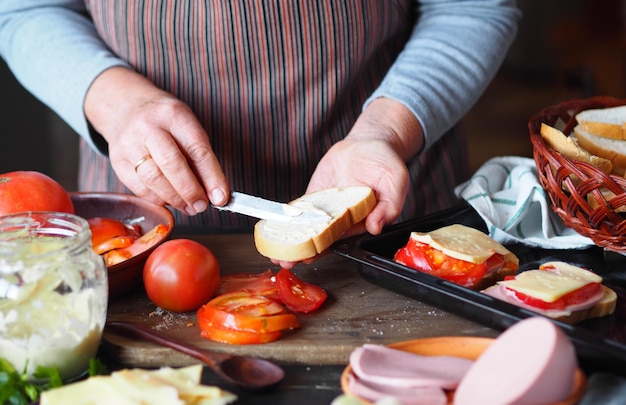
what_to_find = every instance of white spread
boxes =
[0,237,107,380]
[260,201,334,242]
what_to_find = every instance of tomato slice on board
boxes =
[504,280,603,310]
[275,269,327,313]
[198,291,299,333]
[197,322,283,345]
[393,239,509,288]
[197,291,298,344]
[217,269,279,301]
[206,291,286,316]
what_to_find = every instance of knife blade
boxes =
[213,191,332,223]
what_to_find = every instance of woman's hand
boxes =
[272,97,424,269]
[309,97,423,236]
[84,67,230,215]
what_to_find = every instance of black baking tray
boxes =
[332,200,626,375]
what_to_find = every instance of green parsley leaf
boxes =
[0,357,105,404]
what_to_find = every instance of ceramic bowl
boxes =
[70,192,175,299]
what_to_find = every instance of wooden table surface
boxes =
[103,233,498,369]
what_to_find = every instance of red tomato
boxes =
[198,291,299,333]
[0,171,74,215]
[143,239,220,312]
[217,269,279,301]
[103,223,169,266]
[88,217,135,254]
[275,269,327,313]
[393,239,510,288]
[197,321,283,345]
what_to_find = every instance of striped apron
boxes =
[81,0,469,233]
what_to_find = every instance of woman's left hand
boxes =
[272,97,424,269]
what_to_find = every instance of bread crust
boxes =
[573,125,626,168]
[576,105,626,140]
[540,123,612,174]
[579,122,626,141]
[254,187,376,261]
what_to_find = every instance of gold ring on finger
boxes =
[134,155,153,173]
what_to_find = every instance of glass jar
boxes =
[0,212,108,380]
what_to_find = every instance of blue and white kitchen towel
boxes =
[454,156,595,249]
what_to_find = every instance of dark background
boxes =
[0,0,623,191]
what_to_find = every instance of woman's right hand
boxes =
[84,66,230,215]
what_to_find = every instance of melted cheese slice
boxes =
[409,224,517,265]
[498,261,602,303]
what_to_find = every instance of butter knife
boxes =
[213,191,332,223]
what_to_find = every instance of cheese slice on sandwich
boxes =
[393,224,519,290]
[497,261,601,303]
[409,224,517,265]
[482,261,616,324]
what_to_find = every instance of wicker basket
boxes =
[529,96,626,252]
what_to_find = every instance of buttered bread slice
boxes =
[254,186,376,261]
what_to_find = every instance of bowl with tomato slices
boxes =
[70,192,175,299]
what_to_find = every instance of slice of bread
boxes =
[576,105,626,140]
[254,186,376,261]
[573,125,626,169]
[540,123,612,174]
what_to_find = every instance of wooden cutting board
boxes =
[103,233,498,367]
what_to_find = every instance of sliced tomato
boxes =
[505,281,602,310]
[92,235,136,255]
[102,223,169,266]
[275,269,327,313]
[198,292,299,333]
[103,249,131,267]
[206,291,286,316]
[217,269,279,301]
[197,291,298,344]
[393,239,508,288]
[198,322,282,345]
[88,217,129,247]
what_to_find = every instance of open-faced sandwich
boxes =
[393,224,519,290]
[482,261,617,324]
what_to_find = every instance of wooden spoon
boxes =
[105,320,285,392]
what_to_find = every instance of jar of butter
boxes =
[0,212,108,380]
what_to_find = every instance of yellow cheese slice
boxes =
[40,365,237,405]
[498,261,602,303]
[409,224,517,265]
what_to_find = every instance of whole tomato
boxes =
[143,239,220,312]
[0,171,74,215]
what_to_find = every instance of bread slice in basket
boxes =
[539,121,626,213]
[254,186,376,261]
[539,123,612,175]
[576,105,626,141]
[573,125,626,170]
